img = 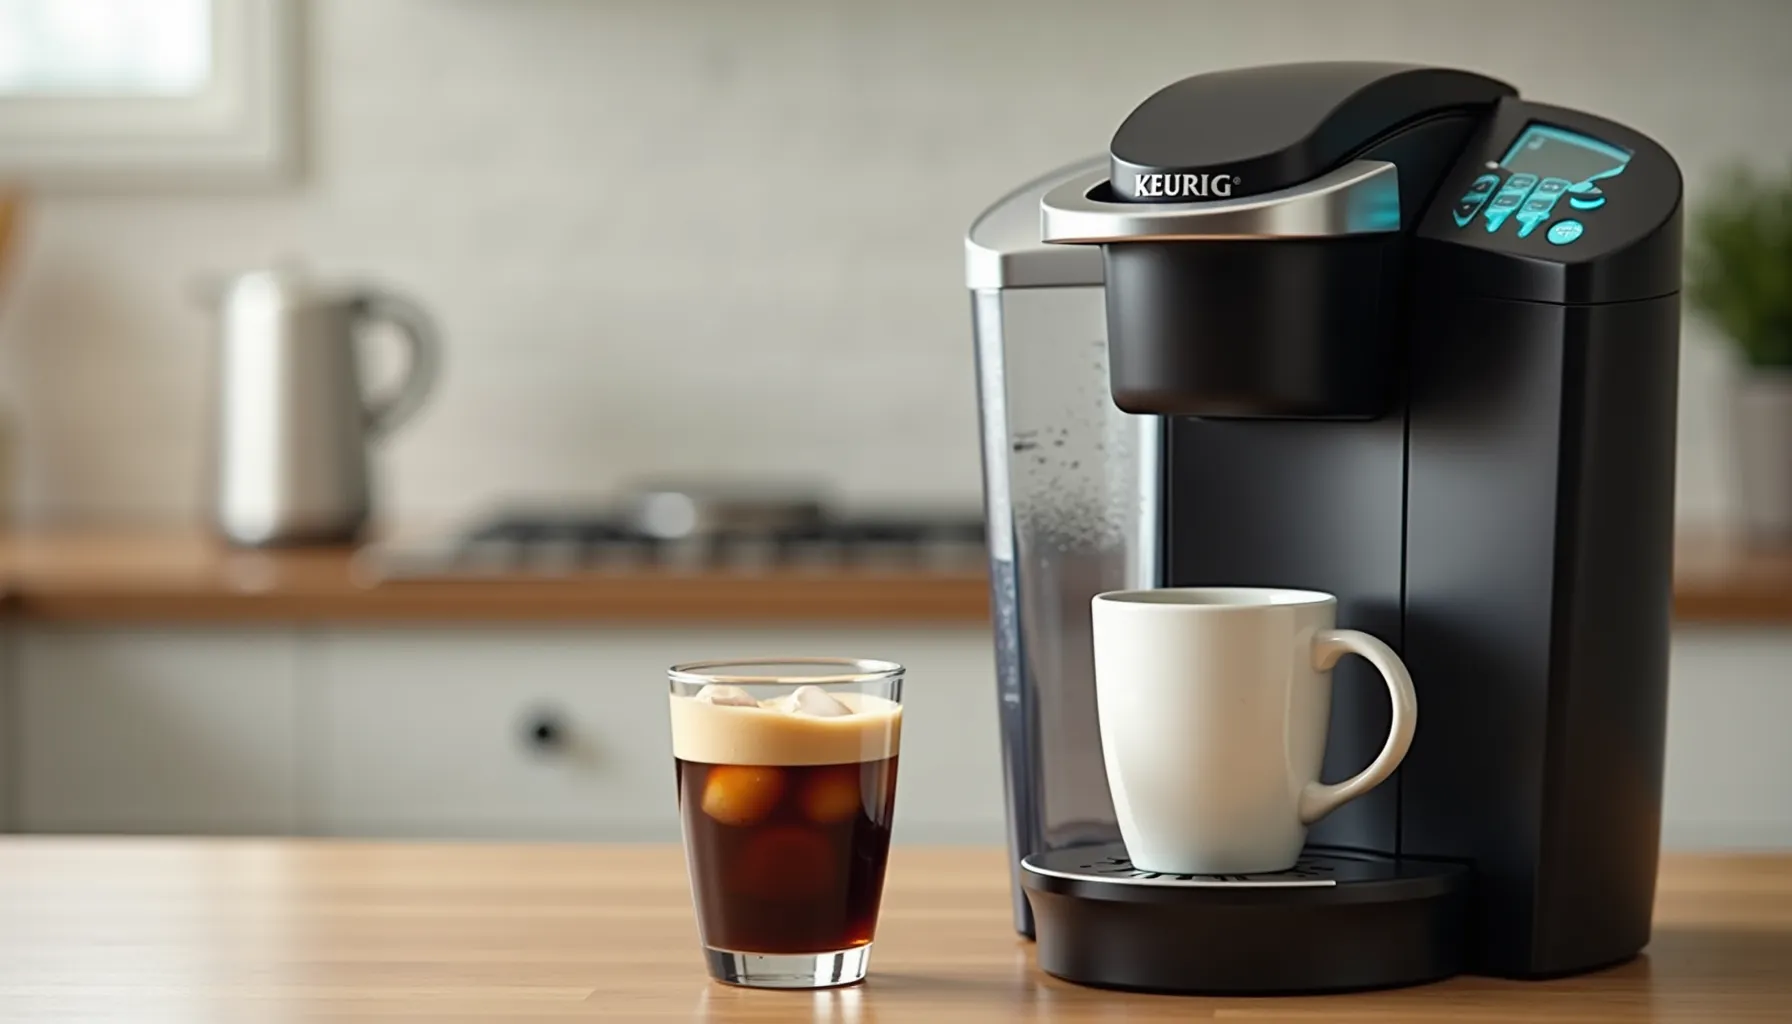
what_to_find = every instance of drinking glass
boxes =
[667,657,904,988]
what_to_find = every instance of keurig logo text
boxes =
[1131,173,1239,199]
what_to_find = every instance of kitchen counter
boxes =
[0,530,1784,625]
[0,840,1784,1021]
[0,531,988,624]
[1672,533,1792,625]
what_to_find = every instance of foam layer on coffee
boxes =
[669,690,902,766]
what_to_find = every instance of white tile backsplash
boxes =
[0,0,1786,526]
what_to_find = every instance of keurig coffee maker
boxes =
[966,63,1680,993]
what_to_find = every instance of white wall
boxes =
[0,0,1786,526]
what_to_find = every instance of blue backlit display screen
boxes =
[1499,123,1632,186]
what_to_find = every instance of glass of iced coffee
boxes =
[667,657,903,989]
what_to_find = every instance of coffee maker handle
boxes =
[355,290,442,440]
[1297,629,1418,826]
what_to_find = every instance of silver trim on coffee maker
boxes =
[1040,159,1400,243]
[966,157,1107,289]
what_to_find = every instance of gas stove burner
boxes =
[366,507,988,579]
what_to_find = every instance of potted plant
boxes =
[1688,165,1792,540]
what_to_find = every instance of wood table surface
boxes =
[0,840,1786,1022]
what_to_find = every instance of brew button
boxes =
[1547,219,1585,245]
[1568,184,1606,210]
[1535,177,1571,196]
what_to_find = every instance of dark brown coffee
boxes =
[677,755,898,954]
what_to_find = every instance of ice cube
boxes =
[801,764,863,823]
[693,684,760,707]
[702,764,786,826]
[773,685,854,718]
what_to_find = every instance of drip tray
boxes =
[1021,843,1470,995]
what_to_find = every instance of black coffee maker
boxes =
[965,63,1680,993]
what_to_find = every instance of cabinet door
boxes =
[17,628,301,833]
[1664,629,1792,848]
[309,629,677,839]
[308,627,1006,843]
[861,628,1006,844]
[0,625,12,831]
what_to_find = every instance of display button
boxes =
[1485,174,1540,233]
[1484,191,1527,232]
[1514,188,1565,238]
[1452,173,1502,227]
[1547,219,1585,245]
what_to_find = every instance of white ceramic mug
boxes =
[1091,587,1417,875]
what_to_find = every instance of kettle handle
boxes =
[354,290,441,439]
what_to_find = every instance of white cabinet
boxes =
[306,627,1006,843]
[1663,629,1792,849]
[16,628,301,833]
[309,629,678,839]
[10,620,1783,849]
[876,629,1007,843]
[0,626,12,830]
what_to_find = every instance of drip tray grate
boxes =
[1022,843,1438,888]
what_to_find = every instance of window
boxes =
[0,0,296,188]
[0,0,213,96]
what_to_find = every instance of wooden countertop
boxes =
[0,840,1784,1021]
[0,532,990,624]
[1672,533,1792,625]
[0,530,1784,625]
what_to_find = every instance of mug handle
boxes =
[354,290,442,440]
[1297,629,1419,826]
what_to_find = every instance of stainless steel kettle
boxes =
[208,267,440,546]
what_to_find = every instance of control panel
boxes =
[1448,123,1631,246]
[1416,98,1680,304]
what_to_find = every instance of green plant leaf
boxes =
[1687,163,1792,368]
